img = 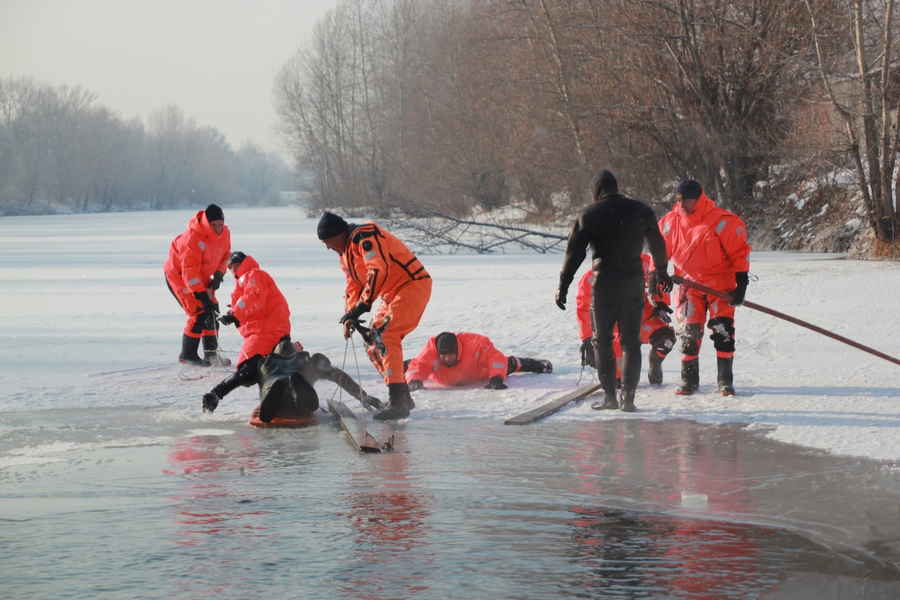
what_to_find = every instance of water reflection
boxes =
[565,420,760,597]
[558,419,900,597]
[339,430,433,599]
[164,432,267,545]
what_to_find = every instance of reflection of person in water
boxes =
[164,432,264,544]
[340,435,432,598]
[564,420,758,597]
[663,424,757,598]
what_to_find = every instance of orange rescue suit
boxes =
[576,254,672,345]
[164,210,231,337]
[230,255,291,366]
[659,193,750,293]
[405,332,508,387]
[340,222,431,384]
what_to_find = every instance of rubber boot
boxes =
[619,388,637,412]
[591,389,619,410]
[179,335,210,367]
[203,358,260,413]
[717,356,735,396]
[515,357,553,374]
[374,382,415,421]
[675,359,699,395]
[647,350,663,385]
[202,335,231,367]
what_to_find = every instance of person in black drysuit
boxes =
[555,170,673,412]
[202,337,383,422]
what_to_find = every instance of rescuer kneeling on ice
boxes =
[202,252,381,421]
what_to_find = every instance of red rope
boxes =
[672,276,900,367]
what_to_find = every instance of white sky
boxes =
[0,0,336,157]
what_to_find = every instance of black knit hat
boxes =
[317,212,350,240]
[205,203,224,222]
[435,332,458,355]
[676,179,702,200]
[591,170,618,198]
[228,251,247,266]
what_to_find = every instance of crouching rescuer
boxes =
[163,203,231,366]
[201,251,382,421]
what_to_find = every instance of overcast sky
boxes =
[0,0,336,159]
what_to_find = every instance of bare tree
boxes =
[805,0,899,246]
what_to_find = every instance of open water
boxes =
[3,410,900,599]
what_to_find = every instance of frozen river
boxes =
[1,207,899,598]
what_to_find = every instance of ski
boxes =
[326,396,394,453]
[504,383,603,425]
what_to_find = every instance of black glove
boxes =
[408,379,424,392]
[651,301,673,323]
[339,302,371,325]
[209,271,224,291]
[731,272,749,306]
[202,392,219,413]
[485,376,508,390]
[361,394,384,411]
[219,312,240,327]
[580,338,596,368]
[555,286,568,310]
[194,291,217,313]
[649,269,674,294]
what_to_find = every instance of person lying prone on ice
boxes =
[404,332,552,391]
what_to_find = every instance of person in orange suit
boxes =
[317,212,432,420]
[405,332,552,391]
[659,180,751,396]
[202,251,382,422]
[576,254,676,385]
[163,204,231,366]
[201,251,291,417]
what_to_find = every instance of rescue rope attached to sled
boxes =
[673,276,900,367]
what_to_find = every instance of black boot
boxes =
[514,357,553,374]
[374,382,415,421]
[717,357,735,396]
[619,388,637,412]
[647,350,663,385]
[203,358,260,413]
[179,335,210,366]
[676,359,699,395]
[591,389,619,410]
[202,335,231,367]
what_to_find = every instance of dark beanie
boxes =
[205,203,224,222]
[676,179,702,200]
[591,170,618,198]
[435,332,458,355]
[228,251,247,266]
[317,211,350,240]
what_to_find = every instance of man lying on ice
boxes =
[404,332,552,391]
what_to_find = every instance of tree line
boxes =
[276,0,899,249]
[0,77,294,216]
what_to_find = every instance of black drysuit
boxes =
[558,194,668,394]
[208,338,381,422]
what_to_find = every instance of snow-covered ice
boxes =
[0,207,898,462]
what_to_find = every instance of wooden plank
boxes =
[504,383,603,425]
[326,396,390,453]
